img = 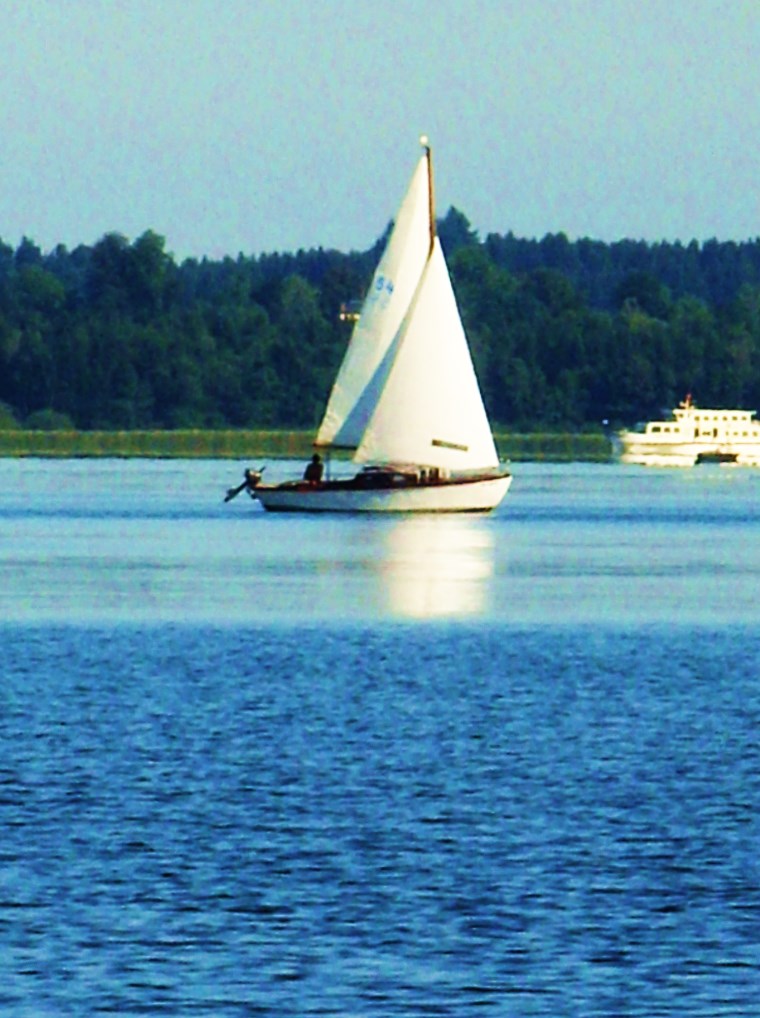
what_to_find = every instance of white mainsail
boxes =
[315,156,432,450]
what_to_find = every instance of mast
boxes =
[420,134,435,256]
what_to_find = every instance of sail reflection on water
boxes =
[376,516,495,619]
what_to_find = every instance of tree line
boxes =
[2,209,760,432]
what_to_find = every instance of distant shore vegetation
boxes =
[2,211,760,439]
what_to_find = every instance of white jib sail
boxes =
[354,237,499,472]
[315,155,432,450]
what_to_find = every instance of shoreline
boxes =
[0,429,613,463]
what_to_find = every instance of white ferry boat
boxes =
[618,395,760,466]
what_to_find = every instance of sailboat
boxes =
[234,136,512,513]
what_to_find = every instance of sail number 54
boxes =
[370,275,394,300]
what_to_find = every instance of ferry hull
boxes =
[253,474,512,513]
[619,438,760,467]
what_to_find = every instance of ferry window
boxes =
[651,425,661,433]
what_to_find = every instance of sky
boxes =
[3,0,759,261]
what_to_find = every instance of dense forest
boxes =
[2,208,760,432]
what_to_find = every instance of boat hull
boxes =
[618,400,760,466]
[253,473,512,513]
[619,436,760,467]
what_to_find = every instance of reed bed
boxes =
[494,432,611,462]
[0,429,612,462]
[0,429,315,459]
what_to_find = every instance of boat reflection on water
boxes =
[375,515,495,619]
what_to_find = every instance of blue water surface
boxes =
[2,459,760,1015]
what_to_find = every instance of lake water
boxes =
[2,458,760,1015]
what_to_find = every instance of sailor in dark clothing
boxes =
[304,453,324,483]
